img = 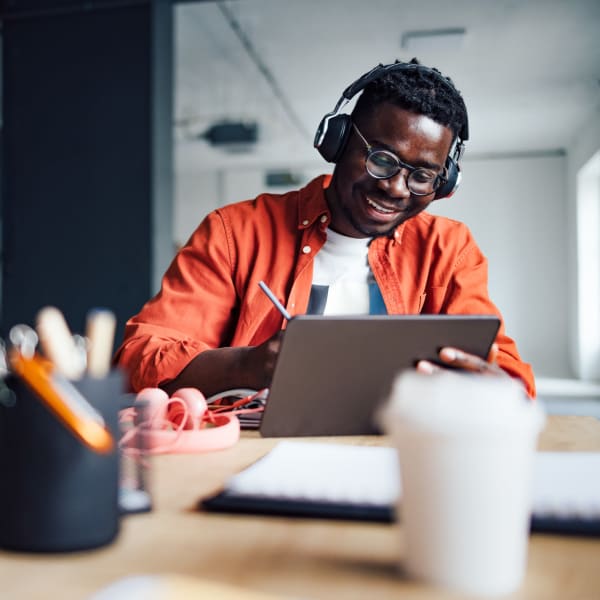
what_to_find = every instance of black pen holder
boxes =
[0,371,123,552]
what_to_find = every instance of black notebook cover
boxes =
[200,442,600,536]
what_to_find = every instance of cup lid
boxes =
[379,371,545,436]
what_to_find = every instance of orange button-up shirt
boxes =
[115,175,535,397]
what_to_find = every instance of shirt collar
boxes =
[297,174,332,230]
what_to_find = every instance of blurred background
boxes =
[1,0,599,408]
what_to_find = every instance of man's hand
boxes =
[240,330,283,390]
[416,343,508,378]
[161,330,283,398]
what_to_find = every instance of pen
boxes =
[9,324,39,359]
[258,281,292,321]
[85,308,117,379]
[36,306,83,380]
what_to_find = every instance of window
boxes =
[576,150,600,380]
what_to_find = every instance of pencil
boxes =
[85,308,117,379]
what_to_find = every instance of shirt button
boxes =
[320,215,328,223]
[302,219,309,226]
[302,245,311,254]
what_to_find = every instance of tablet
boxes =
[259,314,500,437]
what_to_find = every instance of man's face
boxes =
[325,103,454,238]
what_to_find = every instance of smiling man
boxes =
[115,59,535,399]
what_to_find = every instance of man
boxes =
[115,59,535,398]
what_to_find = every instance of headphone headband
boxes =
[340,62,469,142]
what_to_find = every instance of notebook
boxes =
[259,315,500,437]
[202,441,600,536]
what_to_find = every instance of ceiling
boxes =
[174,0,600,174]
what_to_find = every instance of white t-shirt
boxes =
[309,228,372,315]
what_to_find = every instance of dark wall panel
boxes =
[1,2,169,347]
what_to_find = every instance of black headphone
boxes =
[314,62,469,200]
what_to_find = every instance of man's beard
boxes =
[340,201,400,239]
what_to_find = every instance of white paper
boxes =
[532,452,600,519]
[226,441,400,506]
[225,441,600,520]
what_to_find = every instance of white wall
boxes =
[174,164,328,247]
[174,169,221,248]
[430,153,569,379]
[175,154,571,380]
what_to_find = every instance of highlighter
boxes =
[8,349,114,454]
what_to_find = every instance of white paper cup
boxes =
[380,371,545,597]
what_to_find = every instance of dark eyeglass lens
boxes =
[366,151,399,178]
[408,170,438,194]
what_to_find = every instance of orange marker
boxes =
[8,349,114,454]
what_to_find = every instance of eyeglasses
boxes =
[352,122,446,196]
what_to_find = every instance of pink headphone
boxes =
[122,387,240,454]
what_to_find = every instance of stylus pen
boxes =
[258,281,292,321]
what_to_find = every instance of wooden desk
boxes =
[2,415,600,599]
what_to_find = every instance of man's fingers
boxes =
[440,348,489,372]
[487,342,499,363]
[417,346,505,377]
[416,360,442,375]
[439,346,501,374]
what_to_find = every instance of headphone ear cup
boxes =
[131,387,239,454]
[135,388,169,428]
[435,157,462,200]
[315,114,353,163]
[169,388,207,430]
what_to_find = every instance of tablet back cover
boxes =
[260,315,500,437]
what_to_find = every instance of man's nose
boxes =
[376,168,411,199]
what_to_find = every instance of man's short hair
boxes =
[352,58,467,140]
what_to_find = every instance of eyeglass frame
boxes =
[351,121,448,196]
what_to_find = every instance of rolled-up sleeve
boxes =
[114,210,238,391]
